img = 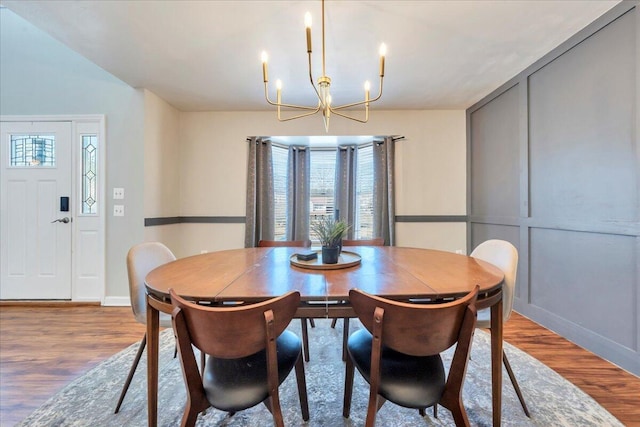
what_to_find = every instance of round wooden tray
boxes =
[290,250,362,270]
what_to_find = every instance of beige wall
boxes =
[142,90,183,253]
[165,109,467,257]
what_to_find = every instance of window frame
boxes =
[271,141,375,243]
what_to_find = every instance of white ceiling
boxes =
[1,0,620,112]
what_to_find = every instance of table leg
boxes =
[146,295,160,427]
[490,296,503,427]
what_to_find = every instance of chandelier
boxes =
[261,0,386,132]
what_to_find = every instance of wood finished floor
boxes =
[0,305,638,427]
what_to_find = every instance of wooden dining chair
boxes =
[257,239,312,248]
[471,239,530,417]
[258,239,315,362]
[170,289,309,427]
[343,286,479,427]
[341,237,385,247]
[114,242,176,414]
[332,237,385,360]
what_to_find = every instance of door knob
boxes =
[51,217,71,224]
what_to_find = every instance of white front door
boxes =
[0,121,72,299]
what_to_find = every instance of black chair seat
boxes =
[203,330,301,412]
[348,329,445,409]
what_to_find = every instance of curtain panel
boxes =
[244,137,275,247]
[373,136,396,246]
[286,146,310,241]
[335,145,357,239]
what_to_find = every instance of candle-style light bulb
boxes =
[305,12,312,53]
[379,43,387,77]
[276,79,282,104]
[261,51,269,82]
[364,81,371,103]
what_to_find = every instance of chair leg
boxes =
[294,354,310,421]
[331,317,338,328]
[114,333,146,413]
[300,318,310,362]
[448,402,471,427]
[343,356,355,418]
[180,403,201,427]
[418,405,436,417]
[266,395,285,427]
[364,391,379,427]
[503,350,531,417]
[342,317,350,361]
[308,318,315,328]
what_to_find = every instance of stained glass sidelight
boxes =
[10,135,56,167]
[82,135,98,214]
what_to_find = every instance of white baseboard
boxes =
[103,296,131,306]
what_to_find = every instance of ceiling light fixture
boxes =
[261,0,386,132]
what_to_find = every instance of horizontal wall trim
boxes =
[181,216,246,224]
[468,215,520,227]
[145,217,181,226]
[145,216,246,226]
[523,218,639,237]
[146,215,468,226]
[395,215,467,223]
[469,217,639,237]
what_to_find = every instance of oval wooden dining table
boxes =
[145,245,505,426]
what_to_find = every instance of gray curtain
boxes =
[244,137,274,247]
[286,146,310,241]
[373,136,395,246]
[334,145,357,239]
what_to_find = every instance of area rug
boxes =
[18,319,622,426]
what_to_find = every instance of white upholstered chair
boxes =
[114,242,176,413]
[470,239,530,417]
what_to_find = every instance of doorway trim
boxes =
[0,114,106,303]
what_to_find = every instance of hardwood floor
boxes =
[0,305,638,426]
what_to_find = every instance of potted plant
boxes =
[310,217,350,264]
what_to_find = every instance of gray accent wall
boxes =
[467,2,640,375]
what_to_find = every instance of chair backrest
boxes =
[349,286,478,357]
[258,239,311,248]
[470,239,518,322]
[127,242,176,324]
[342,237,385,247]
[170,290,301,359]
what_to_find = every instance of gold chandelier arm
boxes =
[331,77,384,111]
[329,106,369,123]
[264,82,319,110]
[275,102,320,111]
[307,52,325,107]
[277,106,322,122]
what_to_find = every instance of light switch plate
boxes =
[113,188,125,199]
[113,205,125,216]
